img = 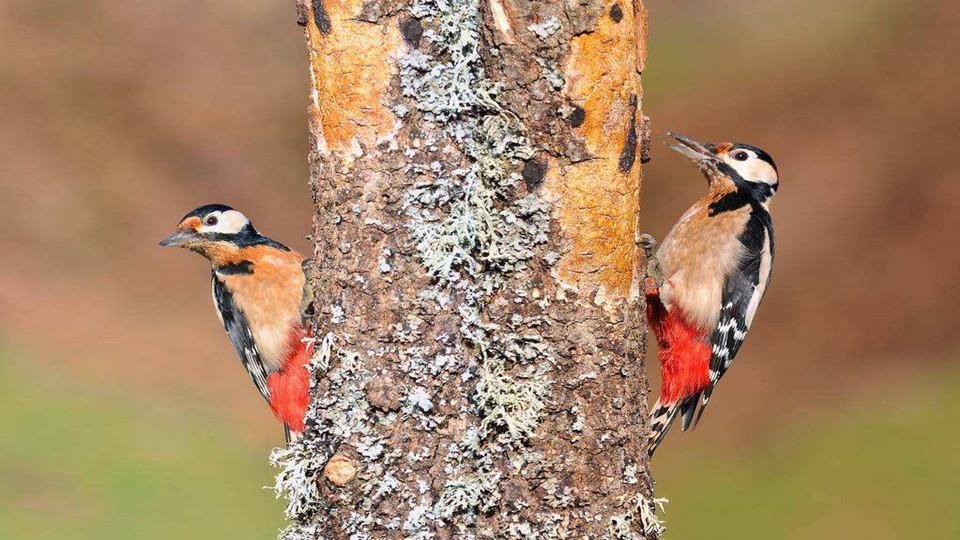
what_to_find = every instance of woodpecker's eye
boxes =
[733,151,749,161]
[205,215,219,226]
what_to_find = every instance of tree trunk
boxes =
[274,0,659,537]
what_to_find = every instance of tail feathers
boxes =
[284,424,304,445]
[648,399,681,457]
[679,395,699,431]
[649,390,715,457]
[691,386,715,429]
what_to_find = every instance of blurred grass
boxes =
[2,352,958,539]
[644,0,908,101]
[0,354,284,540]
[657,368,960,539]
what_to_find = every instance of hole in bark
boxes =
[399,18,423,47]
[522,159,548,191]
[619,94,639,173]
[610,3,624,23]
[569,105,586,128]
[312,0,332,34]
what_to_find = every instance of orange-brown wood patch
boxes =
[545,1,644,298]
[306,0,403,158]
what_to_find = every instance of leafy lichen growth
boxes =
[398,0,559,531]
[474,354,550,441]
[527,17,561,39]
[269,334,338,526]
[610,494,669,539]
[270,443,326,521]
[433,476,484,520]
[278,0,563,536]
[406,116,542,282]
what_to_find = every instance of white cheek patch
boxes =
[199,210,250,234]
[728,157,777,186]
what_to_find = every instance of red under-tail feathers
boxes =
[267,327,314,436]
[646,286,711,455]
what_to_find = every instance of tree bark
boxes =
[275,0,659,537]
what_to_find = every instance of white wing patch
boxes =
[744,229,772,326]
[707,220,773,389]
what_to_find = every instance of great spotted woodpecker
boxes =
[160,204,313,441]
[644,132,778,456]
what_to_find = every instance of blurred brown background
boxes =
[1,1,958,539]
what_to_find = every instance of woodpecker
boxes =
[644,132,778,456]
[160,204,313,441]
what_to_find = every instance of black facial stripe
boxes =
[708,191,749,216]
[201,231,291,251]
[199,223,290,251]
[715,162,775,205]
[181,206,290,252]
[216,260,254,275]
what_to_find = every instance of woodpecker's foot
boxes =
[300,259,319,323]
[638,233,657,256]
[638,233,663,293]
[644,276,660,298]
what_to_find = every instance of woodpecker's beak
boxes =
[664,132,720,164]
[159,230,198,248]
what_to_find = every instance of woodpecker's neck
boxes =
[201,224,289,249]
[194,225,292,268]
[705,165,776,216]
[194,241,243,267]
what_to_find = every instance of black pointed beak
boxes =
[664,132,719,163]
[159,230,196,248]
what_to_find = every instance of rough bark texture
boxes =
[275,0,658,538]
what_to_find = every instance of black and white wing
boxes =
[211,273,272,402]
[684,212,774,429]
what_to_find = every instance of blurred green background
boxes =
[1,0,957,538]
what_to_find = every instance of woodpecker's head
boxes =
[665,132,778,202]
[160,204,261,261]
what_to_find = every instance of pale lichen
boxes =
[398,0,559,530]
[270,442,326,520]
[280,0,565,535]
[527,17,561,39]
[473,355,550,441]
[537,57,566,90]
[610,494,668,539]
[270,333,337,525]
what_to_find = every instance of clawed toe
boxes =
[644,276,660,297]
[638,233,657,254]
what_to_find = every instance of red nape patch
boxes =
[647,300,711,403]
[267,328,314,433]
